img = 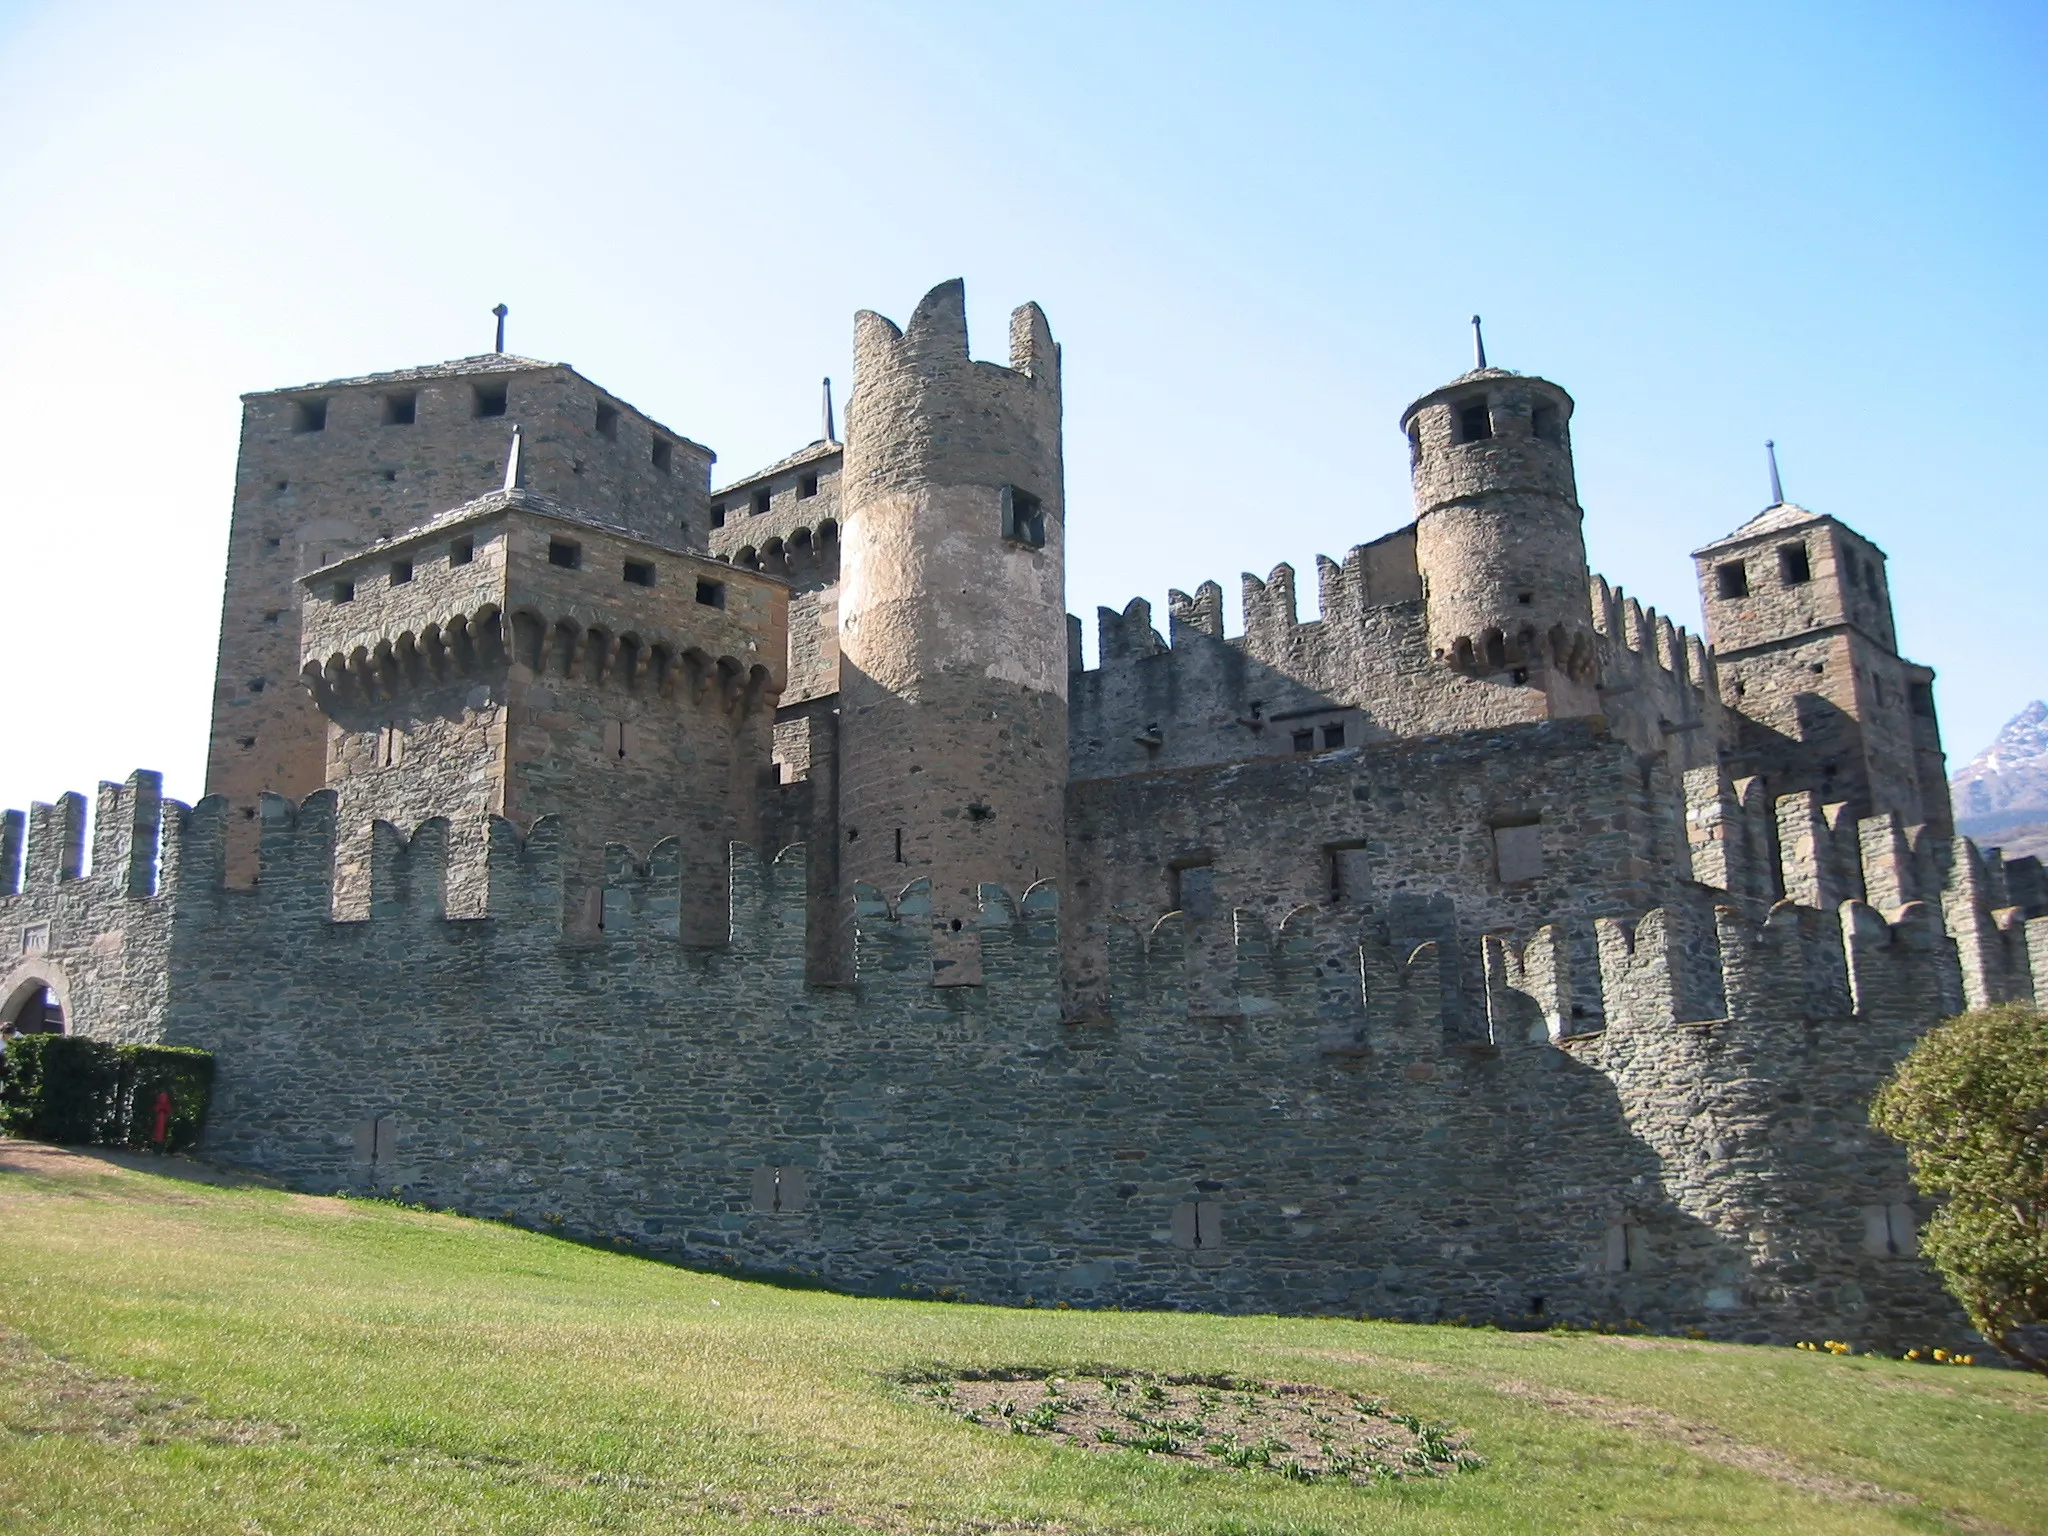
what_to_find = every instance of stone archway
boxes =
[0,966,70,1041]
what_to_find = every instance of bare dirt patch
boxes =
[0,1325,288,1449]
[905,1367,1481,1485]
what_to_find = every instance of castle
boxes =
[4,278,2041,1347]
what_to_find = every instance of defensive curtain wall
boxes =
[6,749,2043,1349]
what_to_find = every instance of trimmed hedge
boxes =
[0,1035,213,1152]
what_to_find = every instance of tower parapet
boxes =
[836,279,1067,974]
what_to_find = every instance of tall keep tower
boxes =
[836,280,1067,973]
[1400,365,1599,711]
[1694,500,1950,832]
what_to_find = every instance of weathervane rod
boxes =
[492,303,509,355]
[822,376,836,443]
[1471,315,1486,371]
[1766,439,1784,506]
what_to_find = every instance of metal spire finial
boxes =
[1471,315,1487,371]
[822,376,836,444]
[502,425,523,492]
[1766,440,1784,507]
[492,303,509,355]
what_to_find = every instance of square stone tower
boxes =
[1694,502,1949,832]
[299,488,784,933]
[208,356,713,880]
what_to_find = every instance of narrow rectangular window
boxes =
[333,581,355,603]
[603,721,639,760]
[1000,486,1046,548]
[1531,402,1559,443]
[894,828,904,864]
[651,437,673,473]
[1779,543,1811,584]
[383,391,417,425]
[1328,843,1370,906]
[449,537,474,566]
[293,398,327,433]
[710,504,727,529]
[1322,723,1345,749]
[1171,1200,1225,1249]
[799,473,819,498]
[548,538,581,570]
[1716,561,1749,599]
[474,382,509,418]
[1458,399,1492,442]
[752,489,771,516]
[389,558,413,586]
[594,403,619,440]
[623,559,656,587]
[1170,862,1216,919]
[751,1165,807,1213]
[695,579,724,608]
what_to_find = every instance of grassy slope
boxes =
[0,1145,2042,1536]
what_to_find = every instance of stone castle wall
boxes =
[0,770,2022,1349]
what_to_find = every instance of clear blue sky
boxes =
[1,0,2042,819]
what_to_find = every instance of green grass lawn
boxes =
[2,1141,2043,1535]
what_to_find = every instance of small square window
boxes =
[390,559,413,586]
[752,489,772,516]
[548,539,581,569]
[651,437,673,473]
[449,537,474,566]
[710,503,727,529]
[474,382,508,418]
[1716,561,1749,599]
[1493,820,1544,883]
[1458,399,1492,442]
[383,391,417,425]
[1779,543,1811,585]
[333,581,355,603]
[799,473,818,499]
[1531,402,1560,443]
[1322,723,1345,749]
[696,579,725,608]
[1292,729,1315,752]
[624,559,656,587]
[263,609,282,624]
[594,403,618,440]
[293,398,327,433]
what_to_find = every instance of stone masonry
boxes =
[2,277,2017,1348]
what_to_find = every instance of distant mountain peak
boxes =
[1953,701,2048,831]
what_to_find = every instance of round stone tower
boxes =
[1400,365,1598,701]
[836,279,1067,974]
